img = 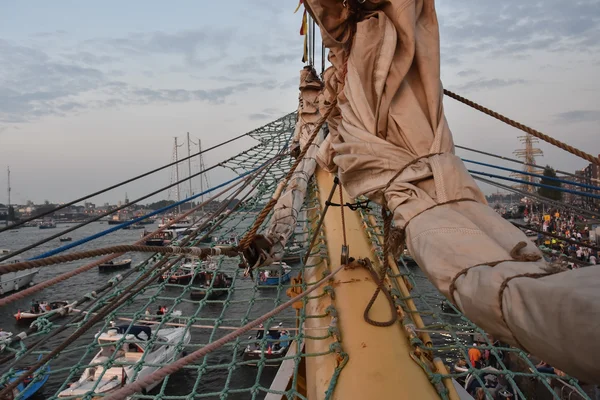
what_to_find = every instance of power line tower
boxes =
[511,134,543,193]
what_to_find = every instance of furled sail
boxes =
[246,67,325,267]
[305,0,600,383]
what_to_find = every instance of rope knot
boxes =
[509,241,541,262]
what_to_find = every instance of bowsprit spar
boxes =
[1,2,600,400]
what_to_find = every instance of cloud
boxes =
[61,51,117,65]
[457,69,479,78]
[455,78,528,92]
[248,107,284,120]
[555,110,600,123]
[86,29,234,67]
[438,0,600,59]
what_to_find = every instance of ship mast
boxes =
[174,137,181,214]
[6,166,10,227]
[186,132,193,200]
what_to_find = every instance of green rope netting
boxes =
[0,113,345,400]
[1,111,593,400]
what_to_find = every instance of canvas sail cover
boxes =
[248,67,325,266]
[304,0,600,383]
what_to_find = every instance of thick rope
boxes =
[104,263,346,400]
[238,97,337,251]
[0,179,244,308]
[444,89,600,165]
[362,208,398,327]
[0,245,236,275]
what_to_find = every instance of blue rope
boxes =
[468,170,600,200]
[463,158,600,192]
[30,165,263,260]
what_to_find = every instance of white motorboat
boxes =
[57,324,191,398]
[0,249,39,295]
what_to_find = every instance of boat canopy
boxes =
[110,325,151,341]
[303,0,600,383]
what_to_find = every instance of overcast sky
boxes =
[0,0,598,205]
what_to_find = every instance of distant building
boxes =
[581,157,600,205]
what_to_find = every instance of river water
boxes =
[0,220,295,399]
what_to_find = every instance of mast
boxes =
[197,139,205,212]
[186,132,193,200]
[6,166,10,227]
[174,137,181,214]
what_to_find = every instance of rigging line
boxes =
[0,173,257,381]
[29,161,270,261]
[0,255,152,367]
[0,144,262,263]
[0,173,248,308]
[469,170,600,201]
[303,178,339,265]
[104,263,347,400]
[444,89,600,166]
[239,97,336,251]
[0,250,188,399]
[0,154,287,277]
[472,176,600,220]
[463,158,600,192]
[511,222,600,253]
[0,112,294,234]
[456,145,595,183]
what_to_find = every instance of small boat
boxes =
[190,272,233,300]
[57,324,191,398]
[159,258,202,284]
[38,220,57,229]
[143,231,173,247]
[0,355,50,399]
[0,250,39,295]
[98,259,132,272]
[59,237,72,242]
[257,262,292,287]
[282,244,304,263]
[15,301,72,322]
[130,223,145,230]
[242,323,292,366]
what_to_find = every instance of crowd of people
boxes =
[529,209,598,266]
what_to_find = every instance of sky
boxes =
[0,0,599,205]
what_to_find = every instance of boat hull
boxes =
[0,269,38,295]
[258,271,291,287]
[98,259,132,272]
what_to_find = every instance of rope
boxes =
[238,97,337,251]
[456,145,595,183]
[104,263,346,400]
[0,113,295,234]
[302,178,339,265]
[473,175,600,220]
[469,169,600,201]
[0,245,236,275]
[444,89,600,165]
[463,158,600,192]
[339,185,348,247]
[362,208,398,327]
[0,176,246,308]
[0,147,262,263]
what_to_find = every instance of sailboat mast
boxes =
[186,132,193,199]
[6,166,10,227]
[174,137,181,214]
[198,139,204,207]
